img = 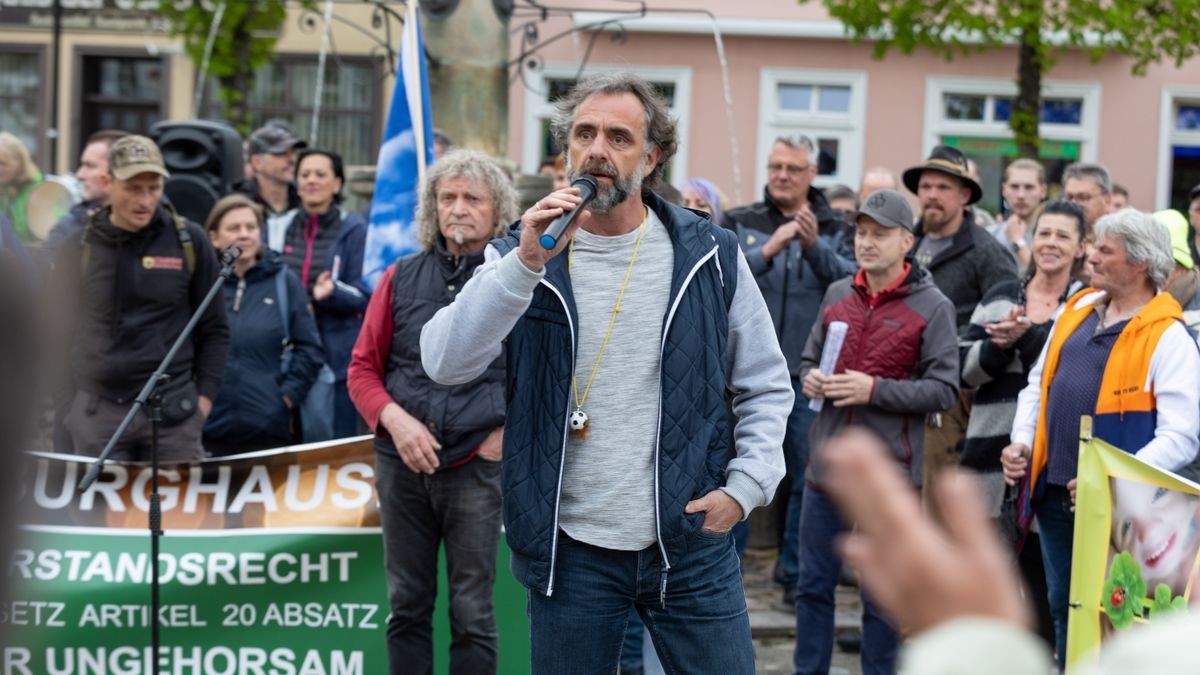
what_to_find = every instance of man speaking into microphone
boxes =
[53,135,229,462]
[421,73,791,673]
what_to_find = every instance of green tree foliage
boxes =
[807,0,1200,158]
[158,1,305,133]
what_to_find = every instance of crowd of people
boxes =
[6,69,1200,674]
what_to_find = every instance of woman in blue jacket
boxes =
[202,194,324,455]
[280,148,371,439]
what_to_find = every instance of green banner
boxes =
[5,439,531,674]
[942,135,1081,160]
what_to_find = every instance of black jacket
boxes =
[57,206,230,402]
[914,210,1019,334]
[722,186,856,377]
[230,176,301,217]
[203,251,324,452]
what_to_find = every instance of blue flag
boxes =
[362,2,434,290]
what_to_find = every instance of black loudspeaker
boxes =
[150,120,244,226]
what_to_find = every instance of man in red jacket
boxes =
[793,189,960,675]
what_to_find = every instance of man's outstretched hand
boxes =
[822,429,1030,636]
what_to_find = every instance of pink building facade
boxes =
[505,1,1200,215]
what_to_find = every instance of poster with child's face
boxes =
[1069,438,1200,669]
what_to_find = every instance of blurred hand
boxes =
[478,427,503,462]
[1000,442,1031,486]
[517,187,590,272]
[380,403,441,474]
[824,429,1030,635]
[761,220,801,261]
[198,395,212,419]
[985,306,1031,349]
[313,271,334,302]
[1068,478,1077,511]
[795,206,819,250]
[825,370,875,407]
[802,369,828,400]
[684,490,743,533]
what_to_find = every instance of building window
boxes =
[80,55,164,143]
[1159,94,1200,211]
[203,56,382,166]
[1178,104,1200,132]
[0,50,44,167]
[757,69,867,191]
[520,65,692,182]
[924,78,1099,215]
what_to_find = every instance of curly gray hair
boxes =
[1093,208,1175,287]
[416,148,519,252]
[549,72,678,190]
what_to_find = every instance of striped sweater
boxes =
[959,277,1079,515]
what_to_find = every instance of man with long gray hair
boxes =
[347,148,519,674]
[1001,209,1200,668]
[420,72,791,672]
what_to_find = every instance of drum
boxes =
[24,175,80,241]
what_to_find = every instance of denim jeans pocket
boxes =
[695,527,732,542]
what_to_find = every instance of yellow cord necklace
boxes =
[567,209,649,439]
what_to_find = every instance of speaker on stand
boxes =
[150,121,244,225]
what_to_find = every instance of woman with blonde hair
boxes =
[0,132,44,242]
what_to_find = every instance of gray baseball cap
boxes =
[856,189,914,231]
[247,124,307,155]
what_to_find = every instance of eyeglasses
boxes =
[1064,191,1101,204]
[767,163,813,176]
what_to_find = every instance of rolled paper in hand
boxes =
[809,321,848,413]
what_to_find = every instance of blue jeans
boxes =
[528,530,754,674]
[1035,484,1075,671]
[375,445,503,675]
[777,394,817,588]
[793,489,897,675]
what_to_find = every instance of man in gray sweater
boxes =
[420,73,791,674]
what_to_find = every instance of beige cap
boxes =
[108,135,170,181]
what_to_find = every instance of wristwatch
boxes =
[1011,239,1027,253]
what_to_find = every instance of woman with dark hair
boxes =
[202,194,323,455]
[960,199,1087,650]
[280,148,370,439]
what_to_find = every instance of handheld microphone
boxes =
[539,175,599,250]
[221,244,243,267]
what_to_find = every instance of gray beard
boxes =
[567,154,648,214]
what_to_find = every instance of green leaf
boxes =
[1149,583,1187,619]
[1102,552,1145,630]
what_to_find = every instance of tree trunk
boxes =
[1013,17,1043,159]
[422,0,510,157]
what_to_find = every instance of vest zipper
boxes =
[538,277,576,597]
[653,245,720,580]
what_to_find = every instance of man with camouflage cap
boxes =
[794,189,959,675]
[54,135,229,460]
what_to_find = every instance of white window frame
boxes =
[1155,86,1200,210]
[520,64,692,182]
[922,77,1100,162]
[756,68,868,191]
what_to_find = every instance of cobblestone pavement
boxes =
[743,548,864,675]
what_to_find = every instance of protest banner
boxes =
[1067,427,1200,670]
[5,438,530,674]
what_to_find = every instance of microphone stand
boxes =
[78,244,241,661]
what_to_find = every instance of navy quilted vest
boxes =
[494,192,739,595]
[384,246,506,467]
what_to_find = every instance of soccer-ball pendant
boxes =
[570,409,589,430]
